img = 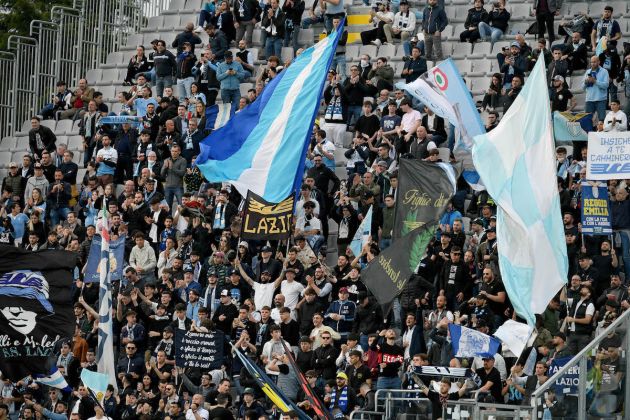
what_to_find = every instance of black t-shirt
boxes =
[208,406,235,420]
[475,366,503,403]
[427,389,460,420]
[480,280,507,318]
[550,87,573,112]
[346,363,372,392]
[355,114,381,138]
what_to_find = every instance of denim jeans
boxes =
[283,26,300,54]
[617,230,630,280]
[301,15,324,29]
[478,22,503,46]
[49,206,71,226]
[221,89,241,113]
[177,76,195,99]
[199,10,212,27]
[140,68,156,84]
[331,55,347,79]
[585,100,607,123]
[347,105,362,127]
[155,76,173,98]
[403,40,425,57]
[265,35,283,59]
[164,186,184,211]
[376,375,403,418]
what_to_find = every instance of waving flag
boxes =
[397,59,486,190]
[205,103,233,131]
[493,320,533,358]
[34,366,72,392]
[281,342,332,420]
[448,323,500,358]
[80,369,110,404]
[349,205,372,257]
[195,23,345,202]
[96,203,118,391]
[472,58,568,326]
[231,345,310,420]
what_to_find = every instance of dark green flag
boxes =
[393,159,458,239]
[362,224,436,314]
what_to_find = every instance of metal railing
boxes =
[530,307,630,420]
[0,0,171,140]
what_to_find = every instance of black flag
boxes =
[241,191,294,240]
[393,159,458,239]
[361,224,436,314]
[0,246,76,381]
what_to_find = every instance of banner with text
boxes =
[84,235,126,283]
[586,132,630,180]
[175,330,225,369]
[548,356,592,395]
[393,159,457,239]
[362,224,435,314]
[581,183,612,235]
[0,246,75,381]
[241,191,294,240]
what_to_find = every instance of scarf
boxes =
[213,203,226,229]
[329,386,348,413]
[325,96,344,121]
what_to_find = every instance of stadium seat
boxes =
[377,43,396,59]
[76,168,87,185]
[281,47,294,63]
[110,102,124,115]
[334,166,347,181]
[144,16,163,31]
[124,34,144,49]
[510,3,532,19]
[469,60,491,76]
[56,120,74,136]
[470,77,486,95]
[184,0,202,11]
[165,0,186,14]
[86,69,102,85]
[358,45,377,59]
[437,147,450,163]
[252,29,263,46]
[1,152,14,167]
[453,59,471,75]
[101,68,121,85]
[346,45,360,61]
[471,42,492,59]
[452,42,472,58]
[17,120,32,135]
[240,83,254,97]
[0,137,16,152]
[333,148,347,167]
[14,137,28,151]
[67,136,84,151]
[163,14,182,30]
[461,216,471,232]
[298,29,314,46]
[41,120,56,132]
[55,135,68,147]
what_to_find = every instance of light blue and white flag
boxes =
[397,59,486,190]
[349,206,372,257]
[493,319,533,358]
[205,103,233,131]
[448,323,500,358]
[34,366,72,392]
[96,203,118,391]
[195,23,344,202]
[472,58,568,326]
[523,347,538,376]
[80,369,110,404]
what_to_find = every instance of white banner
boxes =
[587,132,630,180]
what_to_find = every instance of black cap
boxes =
[225,50,233,58]
[182,229,193,236]
[261,245,272,252]
[230,268,241,276]
[554,332,566,341]
[348,333,360,341]
[486,227,496,233]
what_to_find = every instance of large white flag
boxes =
[472,58,568,326]
[96,204,117,390]
[493,320,533,358]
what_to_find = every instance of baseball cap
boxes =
[238,241,249,248]
[220,289,230,297]
[285,267,297,274]
[243,388,255,395]
[553,75,565,83]
[230,268,241,276]
[554,332,566,341]
[299,336,312,343]
[486,227,496,233]
[225,50,233,58]
[377,159,388,167]
[472,218,484,226]
[510,41,521,49]
[8,162,17,169]
[182,229,193,236]
[336,372,348,380]
[261,245,272,252]
[339,287,349,294]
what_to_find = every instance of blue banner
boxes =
[581,183,612,235]
[553,111,592,142]
[84,235,125,283]
[548,356,591,394]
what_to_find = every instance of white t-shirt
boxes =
[186,407,209,419]
[253,281,277,310]
[400,110,422,133]
[296,215,322,237]
[281,280,305,310]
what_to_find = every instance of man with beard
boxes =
[212,289,239,336]
[313,329,340,381]
[296,288,324,336]
[237,258,282,309]
[592,240,619,284]
[306,266,333,306]
[439,246,471,311]
[565,285,595,355]
[123,191,150,236]
[257,245,283,280]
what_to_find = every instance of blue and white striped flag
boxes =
[472,58,569,326]
[95,203,118,391]
[205,103,233,131]
[34,366,72,392]
[448,323,500,358]
[349,205,372,257]
[195,23,345,202]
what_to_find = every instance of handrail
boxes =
[530,305,630,403]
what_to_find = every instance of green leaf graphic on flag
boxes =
[409,226,435,272]
[402,210,424,236]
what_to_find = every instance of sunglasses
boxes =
[321,336,331,340]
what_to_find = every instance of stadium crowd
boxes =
[0,0,630,419]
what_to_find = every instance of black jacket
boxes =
[262,8,286,38]
[29,126,56,157]
[172,30,202,54]
[313,344,340,380]
[352,297,384,335]
[153,50,177,78]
